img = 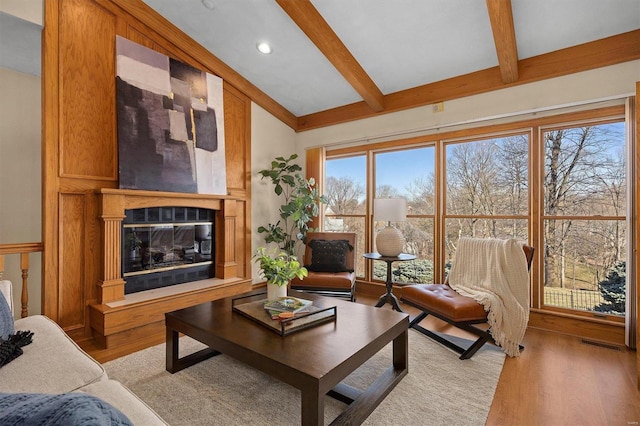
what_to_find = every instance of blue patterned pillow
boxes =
[0,392,133,425]
[0,294,13,340]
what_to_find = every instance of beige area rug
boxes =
[104,330,505,425]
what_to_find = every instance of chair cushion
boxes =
[306,239,353,273]
[401,284,487,322]
[291,271,355,291]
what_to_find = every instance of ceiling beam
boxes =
[297,30,640,131]
[276,0,385,112]
[486,0,519,83]
[107,0,639,133]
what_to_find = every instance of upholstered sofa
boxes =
[0,280,167,424]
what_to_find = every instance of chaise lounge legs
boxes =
[408,310,493,360]
[408,310,524,359]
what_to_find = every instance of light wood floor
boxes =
[357,294,640,426]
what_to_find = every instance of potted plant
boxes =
[257,154,327,256]
[254,247,308,300]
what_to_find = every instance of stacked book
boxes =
[264,297,312,320]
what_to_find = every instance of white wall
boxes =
[296,61,640,150]
[0,67,42,315]
[250,102,297,282]
[0,0,42,317]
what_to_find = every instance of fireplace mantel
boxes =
[96,188,240,304]
[89,188,251,353]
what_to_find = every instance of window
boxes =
[542,122,626,316]
[324,155,366,277]
[323,106,628,324]
[444,134,529,266]
[374,147,435,283]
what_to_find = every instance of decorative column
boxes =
[98,192,126,304]
[217,199,238,278]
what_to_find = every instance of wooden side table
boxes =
[363,252,416,312]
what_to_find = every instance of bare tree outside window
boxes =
[324,118,627,317]
[324,156,367,276]
[324,176,364,215]
[543,123,626,315]
[405,174,435,215]
[444,135,529,261]
[374,148,436,283]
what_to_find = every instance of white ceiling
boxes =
[1,1,638,118]
[141,0,640,116]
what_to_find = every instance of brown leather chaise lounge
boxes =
[401,244,534,359]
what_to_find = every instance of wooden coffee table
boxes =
[165,290,409,426]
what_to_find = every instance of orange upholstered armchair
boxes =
[290,232,357,301]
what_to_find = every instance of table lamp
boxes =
[373,198,406,257]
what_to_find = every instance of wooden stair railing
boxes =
[0,242,44,318]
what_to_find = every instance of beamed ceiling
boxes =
[6,0,632,132]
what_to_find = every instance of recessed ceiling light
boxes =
[256,42,272,55]
[201,0,215,11]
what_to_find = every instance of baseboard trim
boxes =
[528,309,626,347]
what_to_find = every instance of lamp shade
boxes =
[374,198,407,222]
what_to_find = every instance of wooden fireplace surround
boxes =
[88,188,252,355]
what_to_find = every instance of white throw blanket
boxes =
[448,238,530,357]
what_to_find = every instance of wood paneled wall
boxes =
[42,0,252,345]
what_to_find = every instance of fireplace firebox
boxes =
[122,207,214,294]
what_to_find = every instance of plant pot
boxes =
[129,248,139,260]
[267,282,287,301]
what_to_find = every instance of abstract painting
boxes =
[116,36,226,195]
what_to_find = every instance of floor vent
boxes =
[580,339,622,351]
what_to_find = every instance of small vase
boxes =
[267,282,287,301]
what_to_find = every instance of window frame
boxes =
[324,105,627,324]
[536,118,627,320]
